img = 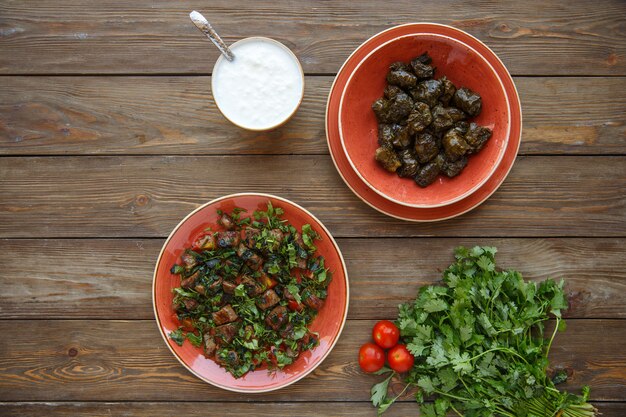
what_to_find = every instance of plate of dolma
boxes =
[338,31,512,208]
[325,23,521,221]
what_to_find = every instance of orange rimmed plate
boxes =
[339,32,511,208]
[326,23,522,221]
[152,193,349,392]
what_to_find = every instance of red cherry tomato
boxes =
[358,342,385,373]
[387,344,414,373]
[372,320,400,349]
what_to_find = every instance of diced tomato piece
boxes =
[181,317,194,331]
[258,273,278,290]
[192,232,216,250]
[288,300,304,312]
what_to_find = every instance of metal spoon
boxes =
[189,10,235,62]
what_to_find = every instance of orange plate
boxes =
[152,193,349,392]
[339,33,510,208]
[327,23,522,221]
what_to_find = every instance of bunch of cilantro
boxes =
[371,246,597,417]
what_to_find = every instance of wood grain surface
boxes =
[0,402,621,417]
[0,155,624,238]
[0,319,623,402]
[0,0,624,75]
[1,76,625,156]
[1,238,623,320]
[1,0,624,415]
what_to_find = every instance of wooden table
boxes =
[1,1,625,416]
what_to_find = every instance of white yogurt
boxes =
[212,37,304,130]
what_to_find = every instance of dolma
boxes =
[375,147,402,172]
[453,87,482,117]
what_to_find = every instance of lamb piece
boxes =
[410,53,435,79]
[386,62,418,89]
[442,156,469,178]
[406,102,433,134]
[256,289,280,310]
[182,298,199,312]
[194,284,206,295]
[203,334,217,358]
[236,243,263,270]
[265,305,288,330]
[453,87,482,117]
[206,276,222,293]
[180,270,199,289]
[245,252,263,270]
[443,128,470,161]
[181,252,198,270]
[241,227,260,248]
[217,231,240,248]
[218,213,235,230]
[396,149,420,178]
[222,280,237,294]
[194,233,216,250]
[268,229,285,244]
[465,122,492,152]
[439,76,456,105]
[375,147,402,173]
[414,132,439,164]
[212,304,239,326]
[302,292,324,311]
[411,79,443,108]
[266,228,285,252]
[283,286,297,301]
[215,323,238,344]
[242,275,265,296]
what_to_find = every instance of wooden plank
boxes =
[1,238,624,320]
[0,0,624,75]
[1,76,624,156]
[0,319,623,402]
[0,156,624,238]
[0,402,622,417]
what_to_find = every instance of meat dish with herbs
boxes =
[372,52,493,187]
[168,203,331,378]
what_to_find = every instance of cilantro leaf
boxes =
[371,373,393,407]
[169,328,185,346]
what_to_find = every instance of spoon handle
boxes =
[189,11,235,62]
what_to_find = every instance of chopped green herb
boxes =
[169,328,185,346]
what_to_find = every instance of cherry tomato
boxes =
[288,300,304,312]
[358,342,385,373]
[372,320,400,349]
[387,344,414,373]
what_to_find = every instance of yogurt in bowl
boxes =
[211,37,305,131]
